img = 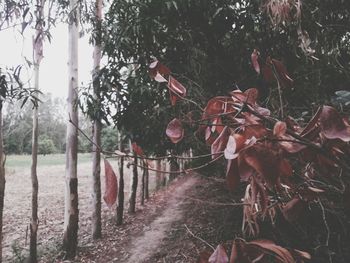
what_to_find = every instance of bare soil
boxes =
[3,158,155,262]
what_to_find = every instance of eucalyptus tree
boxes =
[63,0,80,258]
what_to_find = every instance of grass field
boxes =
[5,153,92,168]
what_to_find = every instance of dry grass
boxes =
[3,153,157,262]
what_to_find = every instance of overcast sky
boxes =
[0,22,94,99]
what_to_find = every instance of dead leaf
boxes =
[166,118,184,143]
[103,159,118,208]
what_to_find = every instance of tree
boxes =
[91,0,103,240]
[0,67,40,262]
[116,137,125,225]
[63,0,79,258]
[30,0,45,260]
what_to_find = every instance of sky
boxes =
[0,22,94,99]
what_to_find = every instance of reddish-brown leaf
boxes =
[132,142,144,156]
[251,49,260,74]
[279,159,293,177]
[248,239,295,263]
[230,238,263,263]
[209,244,229,263]
[197,250,212,263]
[211,126,230,159]
[168,76,186,96]
[149,60,171,80]
[319,105,350,142]
[166,118,184,143]
[262,64,274,83]
[244,88,259,105]
[274,121,287,137]
[243,145,281,188]
[103,159,118,208]
[271,59,294,89]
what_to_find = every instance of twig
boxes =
[184,224,215,251]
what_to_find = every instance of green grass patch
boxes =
[6,153,92,168]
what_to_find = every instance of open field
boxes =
[3,153,157,262]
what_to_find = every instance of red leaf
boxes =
[226,159,240,191]
[279,159,293,177]
[166,118,184,143]
[271,59,294,89]
[251,49,260,74]
[273,121,287,137]
[132,142,144,156]
[209,244,229,263]
[103,159,118,208]
[211,126,230,159]
[149,60,171,81]
[247,239,295,263]
[243,145,281,188]
[168,76,187,105]
[244,88,259,105]
[319,105,350,142]
[262,65,274,83]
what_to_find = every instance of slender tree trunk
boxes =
[169,157,178,182]
[91,0,103,240]
[63,0,79,258]
[128,154,138,213]
[141,166,145,205]
[145,167,149,200]
[156,159,162,190]
[30,1,44,261]
[162,160,167,187]
[116,154,124,225]
[0,104,5,262]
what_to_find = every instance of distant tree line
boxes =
[3,93,118,155]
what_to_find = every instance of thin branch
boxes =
[184,224,215,251]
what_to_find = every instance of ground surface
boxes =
[4,154,243,263]
[72,174,242,263]
[3,154,157,262]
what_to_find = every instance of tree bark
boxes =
[116,155,124,225]
[169,157,178,182]
[156,159,162,190]
[145,167,149,200]
[141,166,145,205]
[91,0,103,240]
[128,154,138,213]
[30,1,44,261]
[63,0,79,258]
[0,104,5,262]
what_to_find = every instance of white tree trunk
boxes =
[63,0,79,258]
[30,1,44,262]
[0,105,5,262]
[91,0,103,240]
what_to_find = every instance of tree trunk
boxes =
[162,160,167,187]
[91,0,103,240]
[0,104,5,262]
[30,1,44,261]
[128,154,138,213]
[116,155,124,225]
[145,167,149,200]
[141,166,145,205]
[156,159,162,190]
[63,0,79,258]
[169,157,178,182]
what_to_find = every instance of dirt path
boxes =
[75,175,200,263]
[125,176,198,263]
